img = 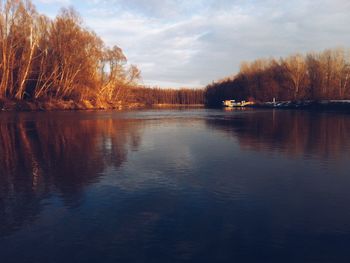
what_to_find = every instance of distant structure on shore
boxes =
[222,100,254,107]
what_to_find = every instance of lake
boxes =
[1,109,350,263]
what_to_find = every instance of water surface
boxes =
[1,109,350,263]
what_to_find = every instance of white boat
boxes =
[222,100,254,107]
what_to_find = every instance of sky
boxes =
[33,0,350,88]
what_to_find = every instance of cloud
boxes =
[33,0,350,88]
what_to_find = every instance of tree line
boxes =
[205,48,350,106]
[128,87,204,105]
[0,0,205,108]
[0,0,140,104]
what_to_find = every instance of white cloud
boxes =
[33,0,350,88]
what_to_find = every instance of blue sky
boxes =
[33,0,350,88]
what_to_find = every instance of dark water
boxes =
[1,109,350,263]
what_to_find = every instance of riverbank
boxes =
[3,98,350,112]
[251,100,350,111]
[0,99,205,111]
[0,99,148,111]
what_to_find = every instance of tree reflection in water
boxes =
[0,112,143,236]
[1,110,350,262]
[206,110,350,160]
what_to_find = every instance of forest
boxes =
[0,0,203,110]
[128,87,204,105]
[205,48,350,107]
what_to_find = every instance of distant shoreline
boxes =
[0,99,205,112]
[251,100,350,111]
[212,100,350,112]
[2,98,350,112]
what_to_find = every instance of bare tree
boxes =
[282,54,309,100]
